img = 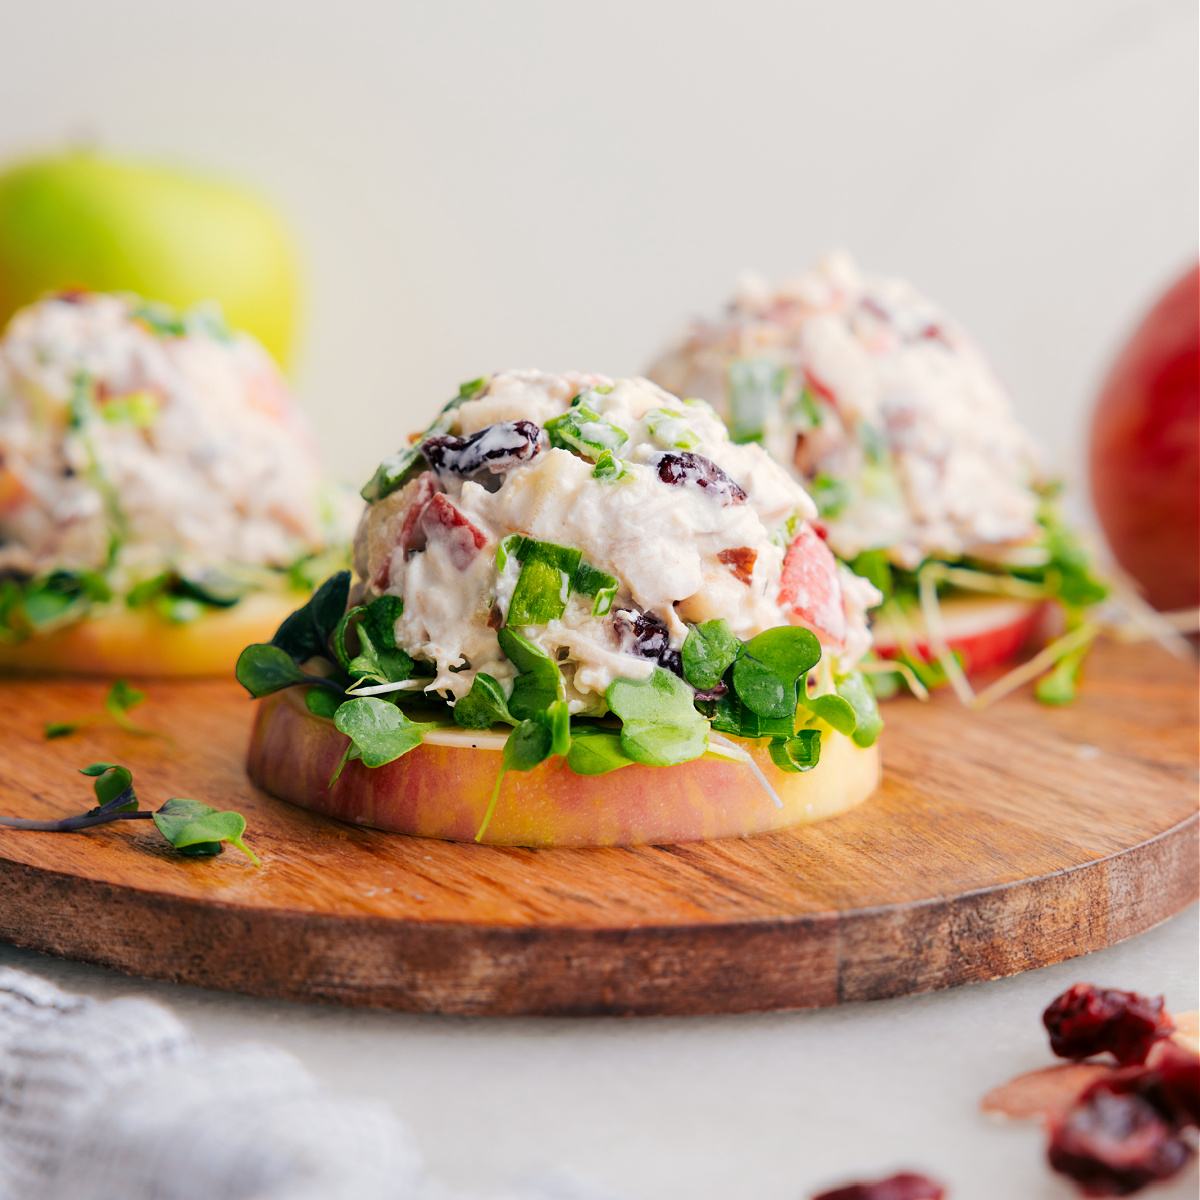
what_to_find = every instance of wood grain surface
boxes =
[0,638,1195,1016]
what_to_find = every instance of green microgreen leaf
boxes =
[591,449,633,484]
[1035,641,1091,705]
[152,798,260,865]
[79,762,138,812]
[566,727,637,776]
[348,623,414,686]
[606,667,709,766]
[497,627,566,719]
[810,473,851,518]
[103,679,151,734]
[453,673,516,729]
[836,671,884,747]
[476,699,570,841]
[270,571,350,663]
[305,688,344,719]
[236,643,317,698]
[731,626,821,719]
[332,697,439,777]
[766,729,822,773]
[798,691,856,735]
[45,681,164,741]
[544,401,628,461]
[726,358,786,444]
[849,549,893,601]
[708,691,794,739]
[681,619,742,691]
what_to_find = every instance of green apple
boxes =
[0,150,300,366]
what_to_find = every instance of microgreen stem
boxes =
[344,678,427,697]
[857,658,930,701]
[918,566,976,706]
[0,810,153,832]
[475,772,506,842]
[923,562,1050,601]
[970,622,1100,711]
[708,732,783,809]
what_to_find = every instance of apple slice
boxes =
[0,590,303,677]
[870,594,1046,674]
[247,687,881,848]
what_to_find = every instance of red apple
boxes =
[1090,265,1199,612]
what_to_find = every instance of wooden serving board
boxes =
[0,639,1195,1016]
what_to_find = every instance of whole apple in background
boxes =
[1089,264,1199,612]
[0,150,300,367]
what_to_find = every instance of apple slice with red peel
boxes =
[870,594,1046,674]
[779,524,847,647]
[246,686,881,848]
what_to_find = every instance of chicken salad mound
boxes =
[0,291,355,639]
[237,370,886,831]
[357,369,878,708]
[648,251,1046,569]
[648,252,1109,705]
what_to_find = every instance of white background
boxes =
[1,0,1195,521]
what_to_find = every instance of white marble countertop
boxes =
[1,904,1195,1200]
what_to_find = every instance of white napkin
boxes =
[0,968,621,1200]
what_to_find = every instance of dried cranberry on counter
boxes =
[1043,984,1175,1066]
[1047,1072,1195,1196]
[811,1171,944,1200]
[421,420,544,480]
[1146,1038,1200,1127]
[652,451,747,505]
[613,609,682,677]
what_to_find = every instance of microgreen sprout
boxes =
[0,764,259,864]
[44,680,167,741]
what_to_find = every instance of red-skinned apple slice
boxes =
[246,686,881,848]
[869,594,1046,674]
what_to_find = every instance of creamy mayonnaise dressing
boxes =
[647,252,1045,570]
[0,293,355,583]
[355,370,880,714]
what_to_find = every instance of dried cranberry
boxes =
[1047,1075,1194,1195]
[1043,985,1175,1066]
[811,1172,944,1200]
[653,451,747,505]
[1146,1039,1200,1127]
[613,609,682,676]
[421,420,544,480]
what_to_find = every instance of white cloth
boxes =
[0,969,619,1200]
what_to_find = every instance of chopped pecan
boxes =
[717,546,756,585]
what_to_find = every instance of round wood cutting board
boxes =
[0,638,1195,1016]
